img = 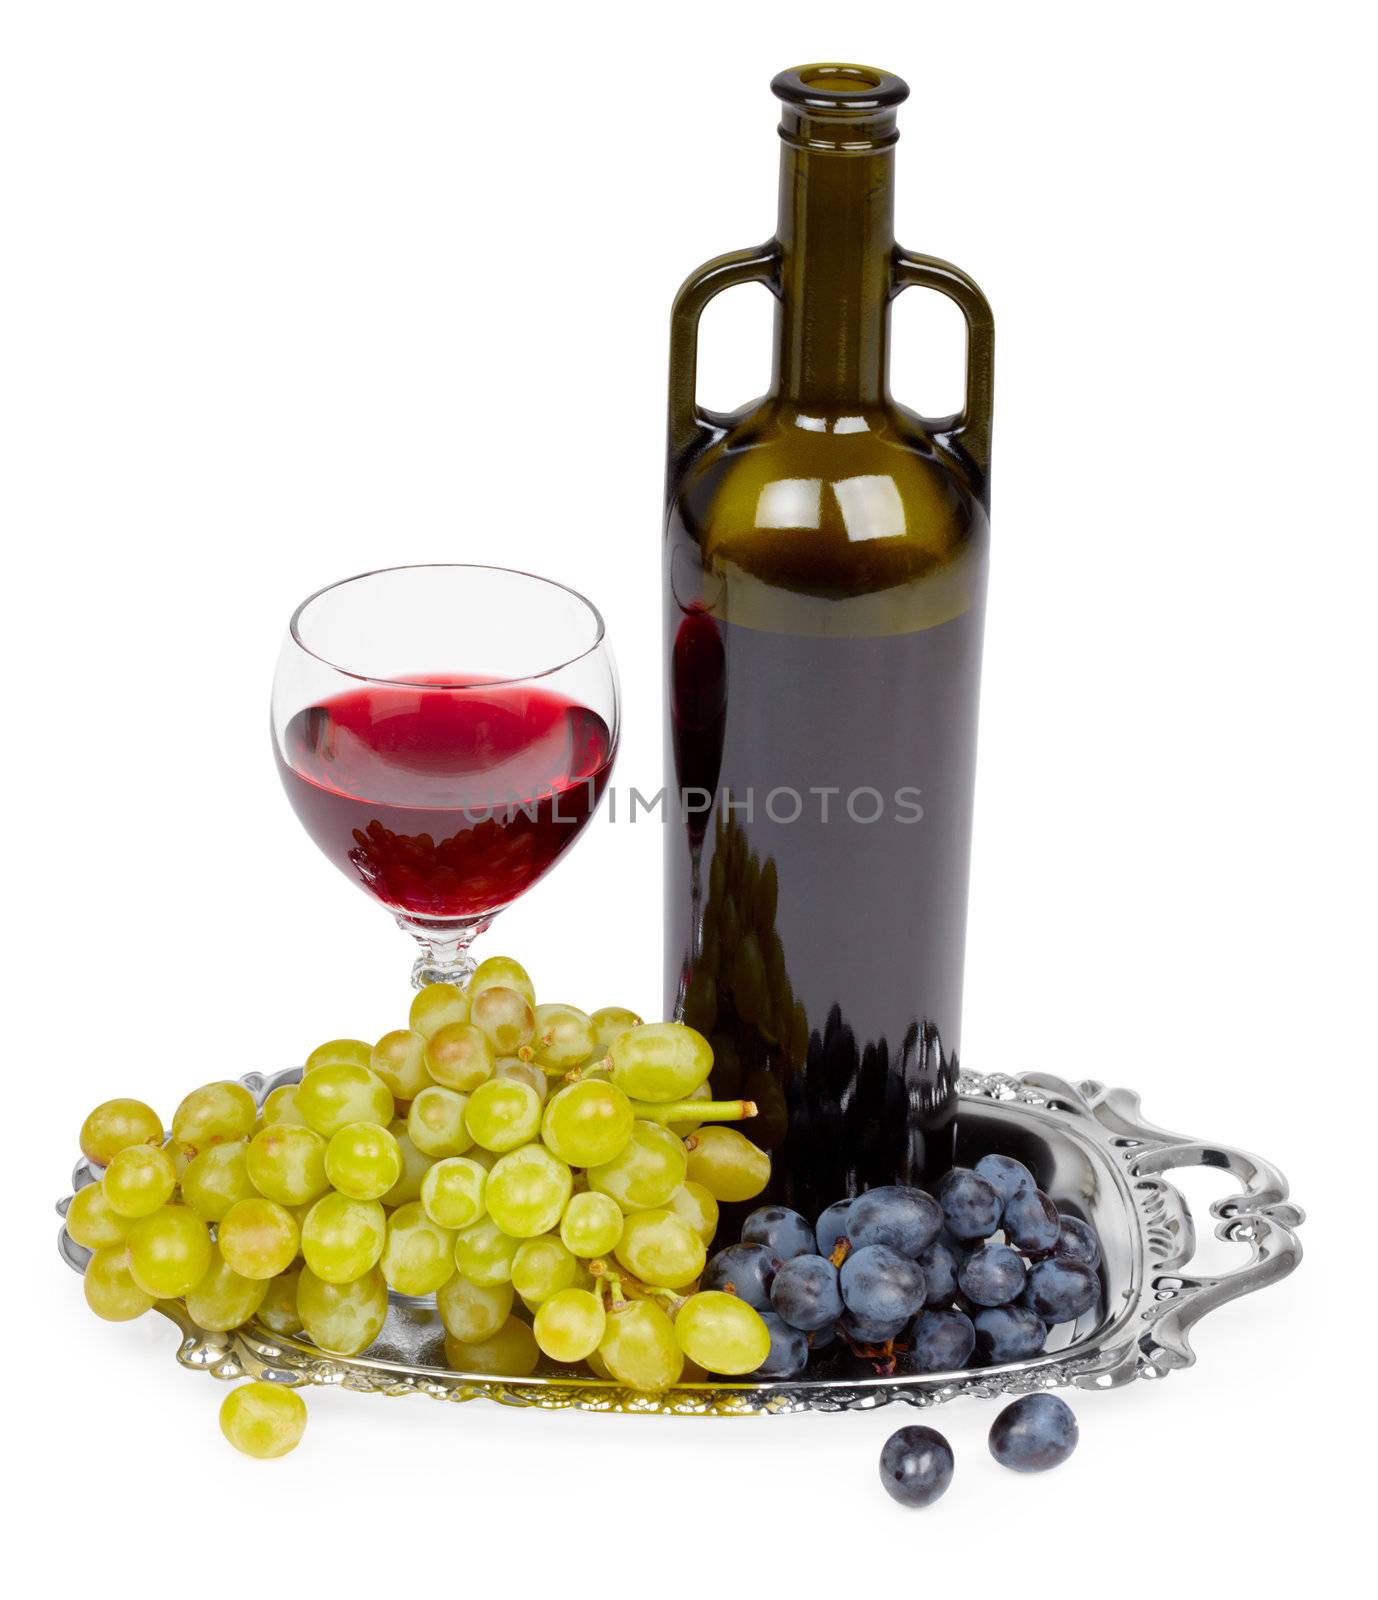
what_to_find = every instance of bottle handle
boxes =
[892,249,994,486]
[667,242,781,468]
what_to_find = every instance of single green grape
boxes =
[464,1146,498,1171]
[300,1192,386,1283]
[590,1006,643,1050]
[444,1316,539,1377]
[588,1121,687,1213]
[371,1029,431,1101]
[485,1145,572,1238]
[325,1122,403,1201]
[614,1208,706,1288]
[245,1125,330,1207]
[304,1039,373,1075]
[257,1265,303,1336]
[381,1120,433,1207]
[559,1191,624,1257]
[533,1287,606,1363]
[65,1182,134,1250]
[424,1022,495,1092]
[297,1264,387,1355]
[407,1085,473,1158]
[468,955,535,1005]
[470,986,536,1056]
[80,1098,163,1167]
[609,1023,714,1104]
[598,1298,684,1392]
[510,1235,578,1303]
[126,1204,213,1298]
[409,981,470,1040]
[218,1198,300,1280]
[419,1156,487,1230]
[83,1245,156,1321]
[379,1201,456,1296]
[531,1004,596,1072]
[684,1126,771,1202]
[179,1139,253,1223]
[666,1181,719,1245]
[219,1381,307,1459]
[185,1246,270,1332]
[296,1063,394,1139]
[436,1273,513,1343]
[171,1081,257,1156]
[260,1084,309,1127]
[463,1078,541,1153]
[673,1291,771,1375]
[494,1058,548,1103]
[452,1215,520,1287]
[541,1079,634,1168]
[101,1142,177,1218]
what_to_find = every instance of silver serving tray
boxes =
[58,1069,1304,1415]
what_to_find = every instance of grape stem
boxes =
[629,1099,758,1124]
[590,1258,690,1314]
[637,1287,687,1314]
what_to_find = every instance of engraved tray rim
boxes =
[57,1069,1304,1416]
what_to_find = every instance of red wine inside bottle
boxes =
[663,64,993,1212]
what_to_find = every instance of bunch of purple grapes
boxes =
[702,1154,1103,1380]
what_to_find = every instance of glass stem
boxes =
[396,913,491,989]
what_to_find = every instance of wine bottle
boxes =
[663,65,993,1214]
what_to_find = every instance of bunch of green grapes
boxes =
[66,954,775,1437]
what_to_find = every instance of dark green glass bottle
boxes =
[664,65,993,1213]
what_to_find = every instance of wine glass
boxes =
[271,564,619,987]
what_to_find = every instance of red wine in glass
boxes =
[278,676,614,921]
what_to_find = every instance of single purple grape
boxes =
[973,1152,1037,1204]
[988,1393,1079,1472]
[753,1311,809,1379]
[701,1243,780,1311]
[879,1425,954,1508]
[770,1254,843,1331]
[1054,1215,1102,1269]
[972,1305,1047,1364]
[1021,1257,1100,1324]
[957,1242,1027,1307]
[911,1307,976,1373]
[840,1244,927,1323]
[938,1168,1003,1240]
[1003,1186,1060,1252]
[846,1186,943,1257]
[916,1240,959,1305]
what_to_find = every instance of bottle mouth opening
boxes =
[772,63,910,114]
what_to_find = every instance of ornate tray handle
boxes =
[1059,1080,1306,1382]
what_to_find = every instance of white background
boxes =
[5,1,1371,1590]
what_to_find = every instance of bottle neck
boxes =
[772,142,896,409]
